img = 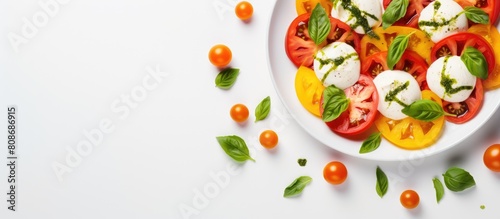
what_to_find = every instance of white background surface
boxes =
[1,0,500,218]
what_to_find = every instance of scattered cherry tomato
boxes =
[235,1,253,20]
[400,190,420,209]
[230,104,249,122]
[259,130,278,149]
[323,161,348,185]
[209,44,232,67]
[484,144,500,172]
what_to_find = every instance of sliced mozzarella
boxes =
[427,56,476,102]
[330,0,382,35]
[418,0,468,42]
[314,42,360,89]
[373,70,422,120]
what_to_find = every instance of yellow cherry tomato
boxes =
[294,66,325,117]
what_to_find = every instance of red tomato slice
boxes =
[383,0,433,28]
[285,13,361,68]
[430,32,496,76]
[361,50,428,90]
[323,75,379,136]
[454,0,500,24]
[442,79,484,124]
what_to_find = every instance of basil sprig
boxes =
[382,0,409,29]
[464,7,489,24]
[375,166,388,198]
[433,178,445,203]
[402,99,445,122]
[387,33,413,70]
[283,176,312,197]
[216,135,255,162]
[461,46,488,79]
[359,132,382,154]
[309,3,331,45]
[255,96,271,122]
[442,167,476,192]
[215,68,240,89]
[322,85,349,122]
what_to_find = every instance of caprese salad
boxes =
[288,0,500,150]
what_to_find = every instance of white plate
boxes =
[266,0,500,161]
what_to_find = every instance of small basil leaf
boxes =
[297,158,307,167]
[216,135,255,162]
[255,96,271,122]
[387,33,412,70]
[309,3,331,45]
[284,176,312,197]
[461,46,488,79]
[382,0,409,29]
[322,85,349,122]
[215,68,240,89]
[464,7,490,24]
[359,132,382,154]
[376,166,388,198]
[442,167,476,192]
[402,99,444,122]
[433,178,445,203]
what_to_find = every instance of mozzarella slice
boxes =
[427,56,476,102]
[314,42,360,89]
[330,0,382,35]
[418,0,468,42]
[373,70,422,120]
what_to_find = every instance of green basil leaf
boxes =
[215,68,240,89]
[359,132,382,154]
[461,46,488,79]
[402,99,444,122]
[255,96,271,122]
[322,85,349,122]
[442,167,476,192]
[433,178,445,203]
[382,0,409,29]
[216,135,255,162]
[284,176,312,197]
[464,7,489,24]
[387,33,412,69]
[376,166,388,198]
[297,158,307,167]
[309,3,331,45]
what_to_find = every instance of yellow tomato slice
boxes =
[375,90,445,150]
[295,0,332,15]
[360,26,434,64]
[294,66,325,117]
[468,24,500,90]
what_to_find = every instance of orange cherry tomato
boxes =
[259,130,279,149]
[235,1,253,20]
[323,161,348,185]
[484,144,500,172]
[400,190,420,209]
[230,104,249,122]
[209,44,232,67]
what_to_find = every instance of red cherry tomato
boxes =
[323,161,348,185]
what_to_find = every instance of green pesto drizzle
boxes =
[385,80,410,108]
[418,0,462,35]
[335,0,380,39]
[317,52,358,83]
[439,56,474,98]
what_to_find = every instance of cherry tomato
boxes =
[295,0,333,15]
[383,0,433,28]
[360,26,434,64]
[454,0,499,24]
[468,24,500,89]
[230,104,249,122]
[323,161,348,185]
[259,130,279,149]
[321,75,379,136]
[484,144,500,172]
[295,66,325,117]
[400,190,420,209]
[442,79,484,124]
[235,1,253,20]
[209,44,232,67]
[285,13,361,68]
[361,50,428,90]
